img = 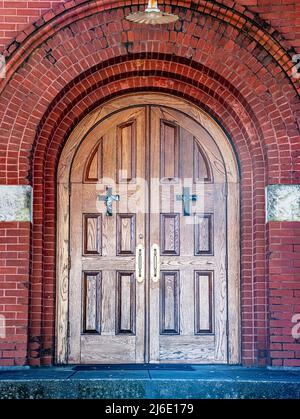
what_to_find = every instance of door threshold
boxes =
[72,364,195,371]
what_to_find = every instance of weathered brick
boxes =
[0,0,299,369]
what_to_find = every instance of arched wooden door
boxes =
[57,95,240,364]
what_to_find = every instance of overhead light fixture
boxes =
[126,0,179,25]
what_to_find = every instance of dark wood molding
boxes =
[116,213,136,256]
[194,213,214,256]
[160,213,180,256]
[82,271,101,334]
[116,271,136,335]
[160,271,180,335]
[83,214,102,255]
[194,271,213,334]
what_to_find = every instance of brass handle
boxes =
[135,244,145,283]
[151,244,160,283]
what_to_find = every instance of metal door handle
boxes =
[135,244,145,283]
[151,244,160,283]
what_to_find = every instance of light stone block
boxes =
[266,185,300,222]
[0,185,32,222]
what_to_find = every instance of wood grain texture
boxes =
[117,120,136,183]
[68,183,83,363]
[57,94,240,365]
[159,336,215,362]
[194,271,213,334]
[85,141,103,182]
[68,107,146,363]
[58,93,239,185]
[101,270,116,335]
[160,120,179,182]
[227,182,241,364]
[56,182,69,363]
[116,271,136,334]
[194,214,213,255]
[86,146,98,181]
[193,139,211,182]
[116,214,136,256]
[160,213,180,256]
[83,214,102,255]
[82,272,101,333]
[213,184,227,362]
[80,335,136,363]
[150,106,228,363]
[160,271,180,334]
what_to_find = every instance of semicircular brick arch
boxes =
[31,76,264,366]
[1,9,298,185]
[0,1,299,368]
[1,0,299,94]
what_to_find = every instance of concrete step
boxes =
[0,365,299,399]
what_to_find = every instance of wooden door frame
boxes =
[56,93,240,365]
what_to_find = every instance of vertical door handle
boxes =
[151,244,160,283]
[135,244,145,283]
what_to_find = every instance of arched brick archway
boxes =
[33,78,264,367]
[1,1,299,95]
[55,92,241,365]
[0,2,299,367]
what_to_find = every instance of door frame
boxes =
[56,93,240,364]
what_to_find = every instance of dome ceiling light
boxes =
[126,0,179,25]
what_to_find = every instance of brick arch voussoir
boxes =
[2,12,297,184]
[1,9,299,184]
[28,48,294,185]
[1,0,299,95]
[13,48,285,182]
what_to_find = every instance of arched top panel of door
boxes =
[70,103,231,185]
[58,94,238,184]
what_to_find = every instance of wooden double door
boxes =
[68,105,228,364]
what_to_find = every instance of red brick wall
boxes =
[0,1,63,50]
[0,1,299,367]
[0,0,300,53]
[0,222,30,366]
[268,222,300,367]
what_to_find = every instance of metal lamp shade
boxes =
[126,0,179,25]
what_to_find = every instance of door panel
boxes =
[69,107,146,363]
[149,106,227,363]
[69,104,228,364]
